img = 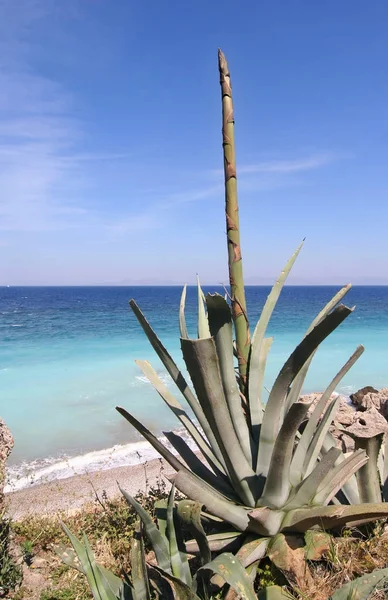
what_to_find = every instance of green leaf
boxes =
[284,284,352,414]
[60,523,122,600]
[179,285,189,339]
[256,304,353,479]
[260,400,311,508]
[177,500,211,565]
[330,567,388,600]
[166,485,192,586]
[282,503,388,533]
[116,407,184,473]
[185,530,244,555]
[130,521,151,600]
[285,448,342,510]
[181,336,259,506]
[312,449,368,506]
[164,431,237,500]
[197,275,211,339]
[236,536,270,567]
[248,241,304,430]
[172,469,251,533]
[129,300,226,472]
[154,499,168,543]
[135,360,222,475]
[120,488,171,573]
[251,336,273,446]
[206,293,253,463]
[150,565,201,600]
[198,552,257,600]
[290,345,364,485]
[257,586,294,600]
[355,435,384,504]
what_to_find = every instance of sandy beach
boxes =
[5,456,174,520]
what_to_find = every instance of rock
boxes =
[350,386,379,407]
[301,391,388,453]
[31,557,48,569]
[0,418,14,509]
[350,387,388,419]
[344,406,388,439]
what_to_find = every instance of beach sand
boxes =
[5,456,174,520]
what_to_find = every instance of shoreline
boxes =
[5,454,175,520]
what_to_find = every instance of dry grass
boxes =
[6,493,388,599]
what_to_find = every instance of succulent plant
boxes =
[117,50,388,559]
[58,486,265,600]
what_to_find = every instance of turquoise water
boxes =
[1,285,388,471]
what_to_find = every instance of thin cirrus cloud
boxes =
[108,153,335,234]
[0,1,336,236]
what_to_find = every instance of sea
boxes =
[1,285,388,491]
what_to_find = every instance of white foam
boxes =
[5,429,194,493]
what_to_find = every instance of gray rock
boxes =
[0,418,14,509]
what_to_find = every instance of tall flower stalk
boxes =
[218,49,250,383]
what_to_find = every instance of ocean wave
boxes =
[5,428,194,493]
[133,372,173,386]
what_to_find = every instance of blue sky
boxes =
[0,0,387,285]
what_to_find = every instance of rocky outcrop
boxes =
[0,418,14,509]
[350,387,388,419]
[302,388,388,453]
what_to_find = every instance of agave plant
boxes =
[117,48,388,554]
[58,486,264,600]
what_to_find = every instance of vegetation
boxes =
[0,512,22,597]
[4,488,388,599]
[116,50,388,573]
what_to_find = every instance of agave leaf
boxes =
[320,433,361,505]
[154,499,168,543]
[355,435,384,504]
[290,345,364,486]
[248,241,304,429]
[256,304,353,478]
[177,499,211,564]
[129,300,226,471]
[166,485,192,587]
[284,284,352,414]
[301,396,342,479]
[149,564,201,600]
[185,531,244,555]
[120,488,171,573]
[250,337,273,445]
[197,552,257,600]
[206,293,253,463]
[179,285,189,339]
[312,449,368,506]
[329,567,388,600]
[197,275,211,339]
[380,435,388,501]
[171,470,251,533]
[60,523,122,600]
[116,407,185,473]
[285,448,342,510]
[331,570,388,600]
[257,586,294,600]
[282,503,388,533]
[164,432,237,500]
[181,336,259,506]
[135,360,222,475]
[236,536,270,568]
[130,520,151,600]
[260,400,311,509]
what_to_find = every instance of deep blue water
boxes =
[1,285,388,466]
